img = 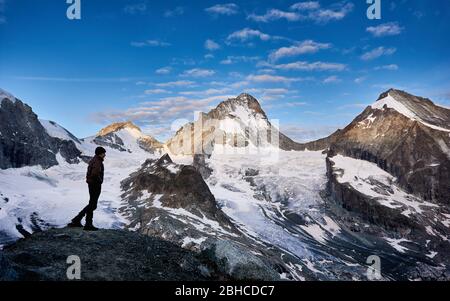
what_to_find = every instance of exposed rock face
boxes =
[120,154,237,238]
[0,91,81,169]
[165,93,305,155]
[326,89,450,205]
[0,228,232,281]
[94,121,163,153]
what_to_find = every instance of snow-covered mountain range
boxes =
[1,88,449,280]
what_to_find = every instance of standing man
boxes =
[68,147,106,231]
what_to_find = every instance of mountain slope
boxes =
[0,90,81,169]
[327,89,450,205]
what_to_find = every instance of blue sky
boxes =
[1,0,449,142]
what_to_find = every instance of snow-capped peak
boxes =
[371,89,450,132]
[97,121,143,138]
[210,93,268,121]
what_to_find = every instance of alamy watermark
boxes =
[66,255,81,280]
[367,0,382,20]
[66,0,81,20]
[366,255,382,280]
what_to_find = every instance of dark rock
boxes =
[0,228,231,281]
[0,95,81,169]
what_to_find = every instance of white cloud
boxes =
[290,1,320,11]
[354,76,367,84]
[374,64,399,71]
[124,3,148,15]
[360,46,396,60]
[204,39,220,51]
[226,28,272,43]
[155,80,195,87]
[204,54,215,59]
[269,40,331,62]
[248,9,301,22]
[323,75,341,84]
[267,61,346,71]
[366,22,404,37]
[246,74,301,83]
[131,40,171,47]
[155,67,172,75]
[205,3,239,16]
[91,94,234,130]
[248,1,353,24]
[307,2,354,23]
[164,6,184,17]
[179,88,232,96]
[144,89,170,94]
[181,68,216,78]
[220,56,260,65]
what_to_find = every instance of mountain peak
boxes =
[209,93,267,120]
[97,121,141,137]
[371,89,450,132]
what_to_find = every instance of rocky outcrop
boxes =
[0,228,233,281]
[120,154,237,238]
[0,91,81,169]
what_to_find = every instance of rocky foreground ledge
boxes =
[0,228,236,281]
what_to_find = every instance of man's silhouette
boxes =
[68,147,106,231]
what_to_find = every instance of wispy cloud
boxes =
[13,76,136,83]
[181,68,216,78]
[205,3,239,16]
[124,2,148,15]
[204,39,220,51]
[155,80,195,87]
[248,1,353,24]
[374,64,399,71]
[155,67,172,75]
[290,1,320,11]
[226,28,272,43]
[248,9,301,22]
[246,74,303,83]
[366,22,404,37]
[323,75,341,84]
[131,40,171,47]
[360,46,396,60]
[269,40,331,62]
[354,76,367,84]
[263,60,346,71]
[164,6,184,17]
[220,56,260,65]
[90,94,234,131]
[144,89,170,94]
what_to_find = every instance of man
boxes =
[68,147,106,231]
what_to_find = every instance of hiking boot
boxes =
[68,220,83,228]
[83,225,99,231]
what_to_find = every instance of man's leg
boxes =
[85,183,101,229]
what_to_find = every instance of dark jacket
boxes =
[86,155,104,185]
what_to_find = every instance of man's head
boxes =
[95,147,106,159]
